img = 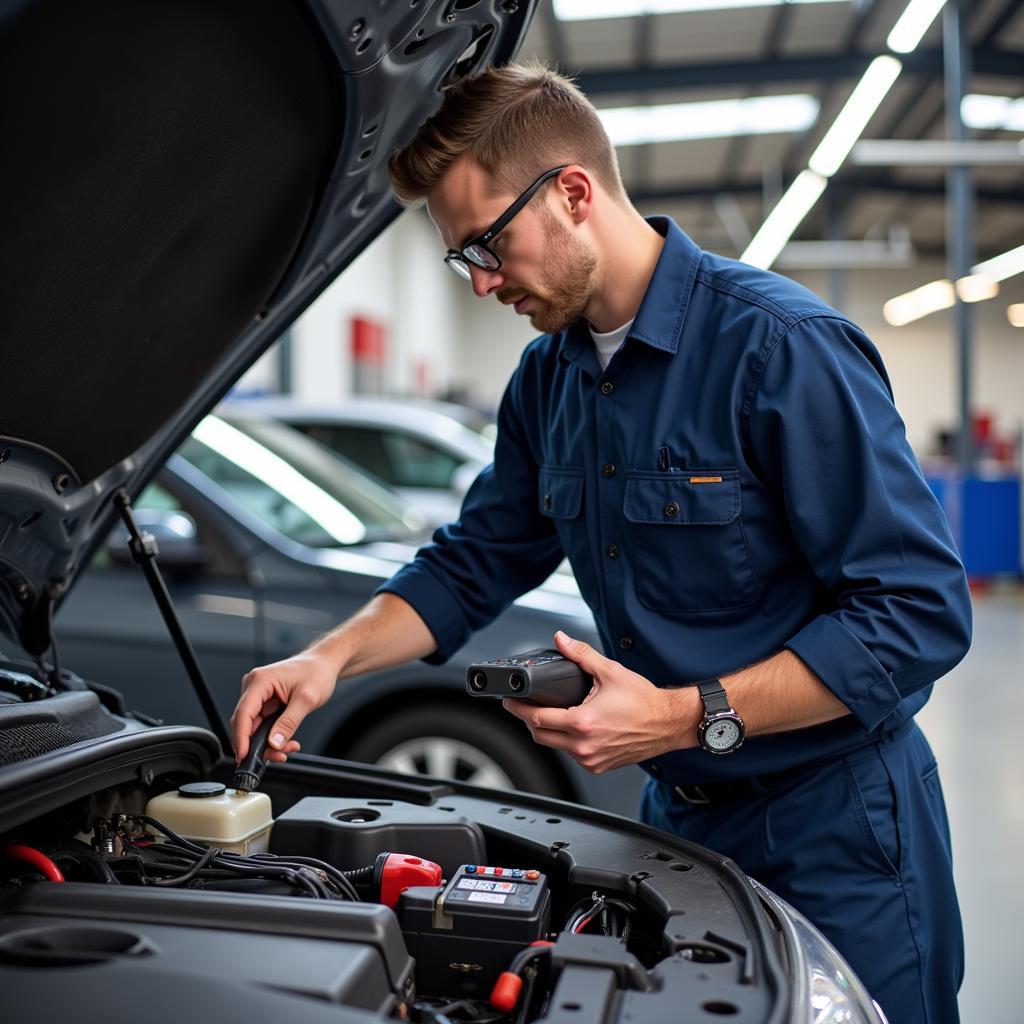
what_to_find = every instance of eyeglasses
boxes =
[444,165,568,280]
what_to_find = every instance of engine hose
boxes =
[41,840,121,885]
[3,843,64,882]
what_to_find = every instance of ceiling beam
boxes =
[630,175,1024,206]
[979,0,1024,48]
[717,0,794,185]
[573,47,1024,97]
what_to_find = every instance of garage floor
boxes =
[916,588,1023,1024]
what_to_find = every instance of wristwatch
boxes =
[695,678,745,755]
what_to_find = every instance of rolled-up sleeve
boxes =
[377,355,565,663]
[748,315,972,731]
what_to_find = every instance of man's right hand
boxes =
[230,593,438,764]
[230,651,340,763]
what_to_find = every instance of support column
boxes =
[824,192,846,311]
[944,0,974,466]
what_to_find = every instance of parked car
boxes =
[240,395,496,526]
[231,398,580,588]
[0,1,884,1020]
[56,411,637,811]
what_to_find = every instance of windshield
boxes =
[177,415,426,547]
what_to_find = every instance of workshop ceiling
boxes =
[519,0,1024,261]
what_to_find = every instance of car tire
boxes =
[344,704,572,799]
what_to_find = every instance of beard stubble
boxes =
[498,210,599,334]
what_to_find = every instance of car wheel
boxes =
[344,705,572,798]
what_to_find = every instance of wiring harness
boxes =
[119,815,364,900]
[564,892,634,942]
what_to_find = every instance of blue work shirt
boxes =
[380,217,971,785]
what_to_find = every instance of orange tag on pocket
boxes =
[689,476,723,484]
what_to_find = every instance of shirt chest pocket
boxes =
[623,469,758,613]
[538,465,600,613]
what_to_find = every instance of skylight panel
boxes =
[598,94,820,147]
[554,0,846,19]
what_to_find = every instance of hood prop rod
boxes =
[113,489,232,754]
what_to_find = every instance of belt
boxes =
[672,760,823,806]
[667,721,915,807]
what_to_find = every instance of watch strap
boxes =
[696,678,731,715]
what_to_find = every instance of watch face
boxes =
[703,716,742,753]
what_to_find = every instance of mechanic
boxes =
[232,64,971,1024]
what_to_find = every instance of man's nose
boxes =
[468,263,502,298]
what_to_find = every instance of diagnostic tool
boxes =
[466,649,591,707]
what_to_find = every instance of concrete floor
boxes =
[915,587,1023,1023]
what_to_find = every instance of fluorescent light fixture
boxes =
[972,243,1024,283]
[741,170,827,269]
[886,0,948,54]
[884,274,1003,326]
[192,416,366,545]
[808,56,903,176]
[598,94,819,147]
[554,0,844,19]
[962,94,1024,132]
[1008,304,1024,327]
[883,280,955,326]
[954,274,999,303]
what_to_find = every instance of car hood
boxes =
[0,0,536,656]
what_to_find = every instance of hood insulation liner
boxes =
[0,0,337,484]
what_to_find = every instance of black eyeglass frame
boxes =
[444,165,568,279]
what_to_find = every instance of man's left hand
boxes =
[501,631,699,773]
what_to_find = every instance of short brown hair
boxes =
[387,62,625,207]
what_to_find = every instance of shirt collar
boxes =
[559,216,702,366]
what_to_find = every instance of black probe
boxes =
[232,710,283,794]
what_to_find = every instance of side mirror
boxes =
[107,509,212,574]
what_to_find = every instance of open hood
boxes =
[0,0,536,655]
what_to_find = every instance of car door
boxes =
[55,477,260,727]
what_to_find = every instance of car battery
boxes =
[398,864,550,998]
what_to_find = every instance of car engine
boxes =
[0,687,783,1023]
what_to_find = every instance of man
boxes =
[232,64,970,1023]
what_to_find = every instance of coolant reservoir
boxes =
[145,781,273,854]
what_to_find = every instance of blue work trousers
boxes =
[641,722,963,1024]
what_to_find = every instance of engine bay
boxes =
[0,693,785,1023]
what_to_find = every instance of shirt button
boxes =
[606,544,619,559]
[543,494,552,510]
[618,636,633,651]
[602,463,616,478]
[600,381,615,396]
[664,501,680,517]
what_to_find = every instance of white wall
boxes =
[239,210,464,401]
[290,226,397,401]
[388,209,464,397]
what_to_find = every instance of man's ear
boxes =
[558,166,593,225]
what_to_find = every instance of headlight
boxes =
[749,879,888,1024]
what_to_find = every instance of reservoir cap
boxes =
[178,781,227,799]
